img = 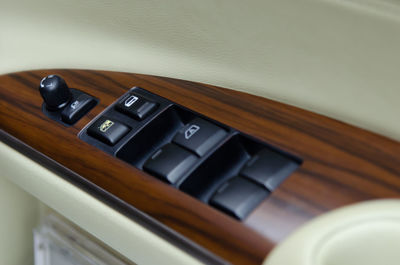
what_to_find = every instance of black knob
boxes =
[39,75,72,111]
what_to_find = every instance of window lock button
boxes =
[87,117,130,145]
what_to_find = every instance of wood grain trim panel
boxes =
[1,69,400,264]
[0,130,225,265]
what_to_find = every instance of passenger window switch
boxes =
[87,117,130,145]
[116,93,158,120]
[143,144,198,184]
[173,118,227,157]
[240,149,299,191]
[210,177,269,220]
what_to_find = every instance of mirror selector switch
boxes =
[173,118,227,157]
[61,94,97,124]
[116,94,158,120]
[87,117,130,145]
[240,149,299,191]
[144,144,198,184]
[210,177,269,220]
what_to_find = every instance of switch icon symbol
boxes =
[124,95,138,107]
[184,124,200,139]
[70,100,79,109]
[99,120,114,132]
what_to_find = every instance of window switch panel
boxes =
[79,87,301,222]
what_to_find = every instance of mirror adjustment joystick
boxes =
[38,74,98,126]
[39,75,72,111]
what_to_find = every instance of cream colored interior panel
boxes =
[0,142,204,265]
[263,199,400,265]
[1,0,400,141]
[0,176,39,265]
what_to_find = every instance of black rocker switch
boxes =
[116,93,158,120]
[210,177,269,220]
[240,149,299,191]
[143,144,198,184]
[61,94,97,124]
[39,75,72,111]
[87,117,130,145]
[173,118,227,157]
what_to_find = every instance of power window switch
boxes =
[143,144,198,184]
[87,117,130,145]
[210,177,269,220]
[116,94,158,120]
[173,118,227,157]
[240,149,299,191]
[61,94,97,124]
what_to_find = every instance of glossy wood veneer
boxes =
[1,69,400,264]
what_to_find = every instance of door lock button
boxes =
[173,118,227,157]
[116,93,158,120]
[87,117,130,145]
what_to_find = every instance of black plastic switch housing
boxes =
[210,177,269,220]
[116,93,158,120]
[173,118,227,157]
[79,87,301,221]
[240,149,299,191]
[143,144,198,184]
[87,117,130,145]
[61,94,97,124]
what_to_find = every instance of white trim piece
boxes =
[264,199,400,265]
[0,141,204,265]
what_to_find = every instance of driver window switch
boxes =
[173,118,227,157]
